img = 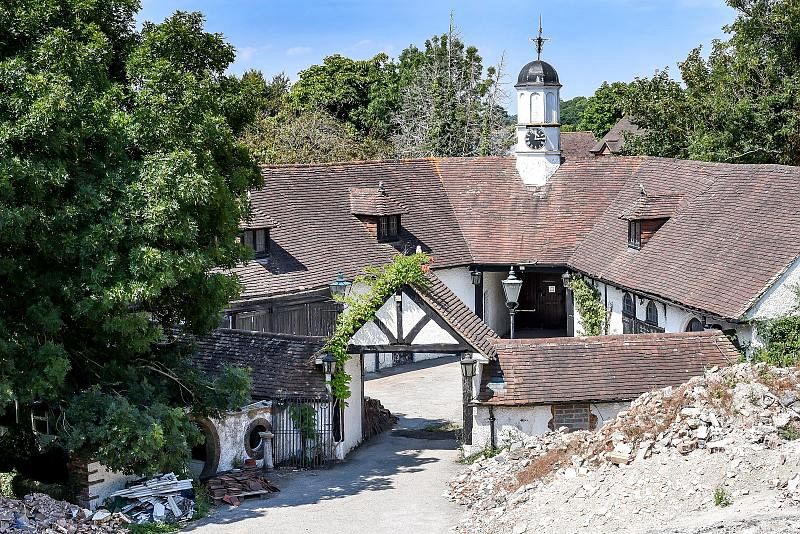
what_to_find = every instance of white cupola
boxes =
[515,20,561,186]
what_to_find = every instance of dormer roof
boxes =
[350,183,409,217]
[240,207,276,230]
[620,193,684,221]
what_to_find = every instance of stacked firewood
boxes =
[362,397,397,441]
[204,467,279,507]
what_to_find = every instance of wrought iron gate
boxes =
[272,398,337,469]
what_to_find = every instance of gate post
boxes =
[260,431,274,472]
[461,354,473,446]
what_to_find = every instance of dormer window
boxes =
[628,220,641,249]
[378,215,400,242]
[239,206,275,260]
[350,182,408,244]
[241,228,270,259]
[621,192,683,249]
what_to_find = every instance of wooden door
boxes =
[537,277,564,329]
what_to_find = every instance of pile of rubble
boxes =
[0,493,129,533]
[205,467,279,506]
[448,363,800,533]
[108,473,194,524]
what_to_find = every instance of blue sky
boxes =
[138,0,736,100]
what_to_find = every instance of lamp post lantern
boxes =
[321,352,337,376]
[329,272,352,298]
[470,269,482,286]
[561,271,572,288]
[460,356,477,378]
[501,268,522,339]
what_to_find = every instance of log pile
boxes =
[205,467,279,506]
[362,396,397,441]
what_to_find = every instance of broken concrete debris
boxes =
[108,472,194,524]
[447,362,800,533]
[0,493,129,533]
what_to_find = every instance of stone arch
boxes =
[244,417,272,460]
[190,417,220,479]
[685,317,704,332]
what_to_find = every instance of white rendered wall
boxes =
[746,256,800,321]
[352,288,467,372]
[86,463,138,510]
[342,354,363,455]
[574,278,741,336]
[434,266,475,312]
[212,406,272,471]
[483,271,510,336]
[466,401,631,456]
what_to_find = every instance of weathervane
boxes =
[530,15,548,60]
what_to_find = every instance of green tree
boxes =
[392,23,513,157]
[625,0,800,165]
[241,110,390,164]
[289,53,400,139]
[221,70,290,135]
[578,81,629,137]
[560,96,588,132]
[0,3,256,475]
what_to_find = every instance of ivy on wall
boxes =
[571,277,609,336]
[753,286,800,367]
[324,253,431,400]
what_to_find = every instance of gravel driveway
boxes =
[186,357,463,534]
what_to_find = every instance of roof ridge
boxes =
[215,328,327,343]
[492,330,726,346]
[259,155,514,171]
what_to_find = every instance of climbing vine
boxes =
[325,253,431,400]
[752,286,800,367]
[571,277,609,336]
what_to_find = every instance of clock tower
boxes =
[515,20,561,186]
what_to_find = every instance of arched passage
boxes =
[190,418,220,479]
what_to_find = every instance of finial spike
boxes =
[529,15,549,61]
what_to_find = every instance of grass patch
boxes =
[713,486,732,507]
[127,524,180,534]
[460,445,503,464]
[780,422,800,441]
[192,481,212,519]
[422,421,462,433]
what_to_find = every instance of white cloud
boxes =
[286,46,312,56]
[236,45,272,63]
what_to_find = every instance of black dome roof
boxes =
[516,60,559,86]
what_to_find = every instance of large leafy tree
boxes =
[560,96,589,132]
[0,2,257,474]
[392,24,513,157]
[625,0,800,165]
[289,53,399,139]
[578,81,629,138]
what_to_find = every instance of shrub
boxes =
[713,486,732,507]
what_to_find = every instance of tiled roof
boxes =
[590,116,642,155]
[620,193,684,221]
[478,331,738,406]
[349,185,409,216]
[561,131,597,161]
[414,271,498,359]
[436,156,642,265]
[569,158,800,319]
[190,329,328,400]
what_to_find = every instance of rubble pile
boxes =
[109,473,194,524]
[448,363,800,533]
[0,493,129,533]
[205,467,279,507]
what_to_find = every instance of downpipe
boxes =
[489,406,496,450]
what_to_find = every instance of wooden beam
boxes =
[347,343,472,353]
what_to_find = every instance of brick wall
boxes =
[551,403,596,431]
[67,456,91,508]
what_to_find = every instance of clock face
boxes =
[525,128,546,149]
